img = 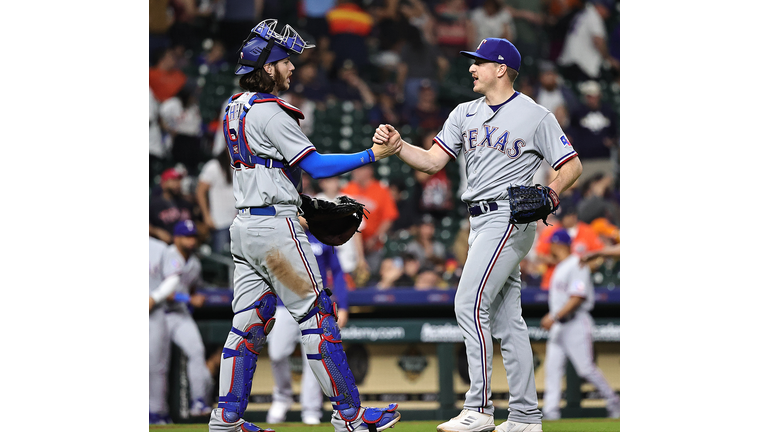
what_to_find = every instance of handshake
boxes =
[369,124,403,160]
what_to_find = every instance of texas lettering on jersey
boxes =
[463,126,526,159]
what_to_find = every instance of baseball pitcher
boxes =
[373,38,583,432]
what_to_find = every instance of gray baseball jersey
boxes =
[161,244,202,312]
[433,92,577,203]
[149,236,167,295]
[548,255,595,315]
[543,254,618,419]
[228,92,314,210]
[436,92,577,424]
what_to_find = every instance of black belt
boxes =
[467,201,499,217]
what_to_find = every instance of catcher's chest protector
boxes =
[224,92,305,189]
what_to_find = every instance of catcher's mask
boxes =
[235,19,316,75]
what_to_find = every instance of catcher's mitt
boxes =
[507,184,560,225]
[300,194,368,246]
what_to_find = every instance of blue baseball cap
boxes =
[460,38,521,71]
[173,220,197,237]
[550,229,571,246]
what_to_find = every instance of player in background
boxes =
[149,221,213,424]
[540,229,619,419]
[373,38,582,432]
[266,230,350,425]
[208,19,402,432]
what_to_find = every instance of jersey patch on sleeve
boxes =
[560,135,572,147]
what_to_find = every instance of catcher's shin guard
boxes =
[218,293,277,423]
[299,289,362,420]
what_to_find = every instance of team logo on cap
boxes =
[477,39,487,50]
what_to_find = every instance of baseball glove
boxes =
[507,184,560,225]
[300,194,368,246]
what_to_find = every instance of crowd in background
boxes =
[149,0,620,292]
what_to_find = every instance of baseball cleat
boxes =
[208,408,275,432]
[302,416,321,425]
[436,409,495,432]
[493,420,543,432]
[265,399,291,423]
[190,397,213,416]
[332,404,401,432]
[607,398,620,418]
[149,412,172,424]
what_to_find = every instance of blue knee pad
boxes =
[218,292,277,423]
[300,289,361,420]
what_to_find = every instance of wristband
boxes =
[366,148,375,163]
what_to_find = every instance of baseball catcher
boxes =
[300,194,367,246]
[507,184,560,225]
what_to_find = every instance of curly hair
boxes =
[238,66,276,93]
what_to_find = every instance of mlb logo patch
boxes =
[560,135,572,147]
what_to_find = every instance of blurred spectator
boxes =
[217,0,264,56]
[290,61,331,103]
[503,0,546,60]
[283,88,316,136]
[566,80,617,159]
[388,178,421,234]
[533,60,579,129]
[368,0,408,76]
[469,0,514,49]
[149,0,174,60]
[543,0,583,63]
[451,218,470,267]
[556,0,616,83]
[402,81,450,131]
[405,214,447,268]
[375,253,421,289]
[400,0,437,45]
[167,0,204,50]
[397,24,448,110]
[196,39,229,75]
[576,172,618,225]
[433,0,474,58]
[329,60,376,109]
[195,150,237,254]
[150,88,170,184]
[150,168,197,244]
[316,177,369,286]
[412,130,454,219]
[159,84,207,176]
[367,87,402,128]
[414,266,444,290]
[326,0,374,71]
[533,200,604,289]
[300,0,335,46]
[149,48,188,103]
[341,164,400,273]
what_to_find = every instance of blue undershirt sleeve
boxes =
[297,149,375,178]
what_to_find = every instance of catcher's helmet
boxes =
[235,19,315,75]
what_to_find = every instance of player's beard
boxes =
[274,67,290,93]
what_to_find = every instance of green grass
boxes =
[149,419,619,432]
